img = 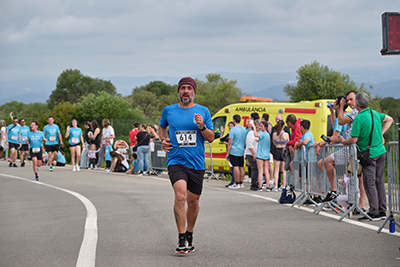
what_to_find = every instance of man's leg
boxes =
[362,158,379,216]
[358,174,366,209]
[11,148,17,164]
[375,154,387,214]
[173,180,187,234]
[239,166,245,183]
[233,166,240,184]
[186,190,200,233]
[324,156,337,191]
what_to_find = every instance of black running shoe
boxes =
[358,213,380,222]
[225,182,234,188]
[21,162,25,167]
[353,208,366,215]
[379,212,387,220]
[13,163,18,167]
[303,199,314,206]
[186,231,195,253]
[175,235,187,254]
[313,196,322,204]
[321,191,338,203]
[9,162,12,167]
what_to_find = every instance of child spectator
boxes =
[42,148,48,164]
[88,144,101,170]
[110,151,129,172]
[104,138,113,171]
[53,149,66,167]
[126,153,139,174]
[337,176,350,210]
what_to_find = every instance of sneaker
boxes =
[176,235,188,254]
[76,165,80,171]
[228,184,241,189]
[250,187,258,191]
[225,182,234,188]
[35,176,39,181]
[258,187,263,192]
[314,196,322,204]
[322,204,330,211]
[379,212,387,220]
[186,231,195,253]
[49,166,54,172]
[353,208,366,215]
[271,186,278,192]
[106,169,111,172]
[13,163,18,167]
[321,191,338,203]
[243,177,251,183]
[21,162,25,167]
[303,199,314,206]
[269,180,274,186]
[358,213,381,222]
[278,186,284,191]
[240,183,244,188]
[73,166,76,172]
[265,187,271,192]
[94,166,100,170]
[9,162,12,167]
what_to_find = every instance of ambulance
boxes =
[205,97,336,173]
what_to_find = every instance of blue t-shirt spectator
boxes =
[56,151,66,164]
[229,125,247,157]
[105,144,113,161]
[300,131,314,160]
[256,131,271,160]
[132,159,139,173]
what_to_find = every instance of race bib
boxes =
[11,135,17,141]
[49,136,56,142]
[72,138,79,144]
[175,130,196,147]
[32,147,41,153]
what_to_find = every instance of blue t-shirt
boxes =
[300,131,314,160]
[256,131,271,160]
[132,159,139,172]
[7,124,20,144]
[56,151,66,164]
[159,103,213,170]
[105,144,112,161]
[43,124,61,145]
[333,117,347,138]
[229,125,247,157]
[28,131,45,148]
[68,127,83,145]
[19,126,30,145]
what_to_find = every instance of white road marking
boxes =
[0,173,98,267]
[212,187,400,237]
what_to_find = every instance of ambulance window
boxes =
[213,117,226,139]
[327,115,333,137]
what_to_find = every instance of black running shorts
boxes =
[229,155,244,167]
[20,144,29,151]
[45,145,59,152]
[30,147,43,161]
[9,143,19,150]
[168,165,205,195]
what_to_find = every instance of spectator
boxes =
[42,147,48,164]
[272,120,289,191]
[245,119,260,191]
[261,113,274,182]
[95,118,115,169]
[338,93,393,221]
[80,121,92,169]
[314,96,348,203]
[220,121,236,187]
[261,113,272,134]
[294,120,321,204]
[226,114,247,189]
[254,121,272,191]
[286,114,302,155]
[136,124,151,175]
[65,119,84,172]
[0,120,6,160]
[88,144,101,170]
[126,153,140,174]
[53,149,66,167]
[129,122,140,154]
[271,115,291,187]
[149,125,162,174]
[104,138,113,172]
[109,151,129,172]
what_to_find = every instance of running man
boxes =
[159,77,214,254]
[5,116,20,167]
[43,116,63,171]
[18,118,30,167]
[26,121,47,181]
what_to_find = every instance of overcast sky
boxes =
[1,0,399,87]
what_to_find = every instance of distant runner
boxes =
[26,121,47,181]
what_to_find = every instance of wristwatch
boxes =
[200,125,207,131]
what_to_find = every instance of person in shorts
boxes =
[18,118,30,167]
[159,77,214,254]
[26,121,47,181]
[5,117,20,167]
[43,116,63,172]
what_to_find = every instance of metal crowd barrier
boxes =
[378,141,400,233]
[205,141,218,181]
[149,140,168,174]
[288,146,309,207]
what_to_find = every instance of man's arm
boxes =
[338,98,351,125]
[159,125,172,153]
[342,137,357,146]
[382,115,394,135]
[226,138,233,158]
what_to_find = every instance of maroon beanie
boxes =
[177,77,197,94]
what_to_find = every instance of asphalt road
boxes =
[0,161,399,267]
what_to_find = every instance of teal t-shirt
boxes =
[56,151,66,164]
[256,130,271,160]
[229,125,247,157]
[299,130,314,160]
[351,108,386,158]
[132,159,139,172]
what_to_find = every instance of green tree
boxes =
[47,69,117,109]
[0,101,26,123]
[283,61,366,102]
[77,91,146,125]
